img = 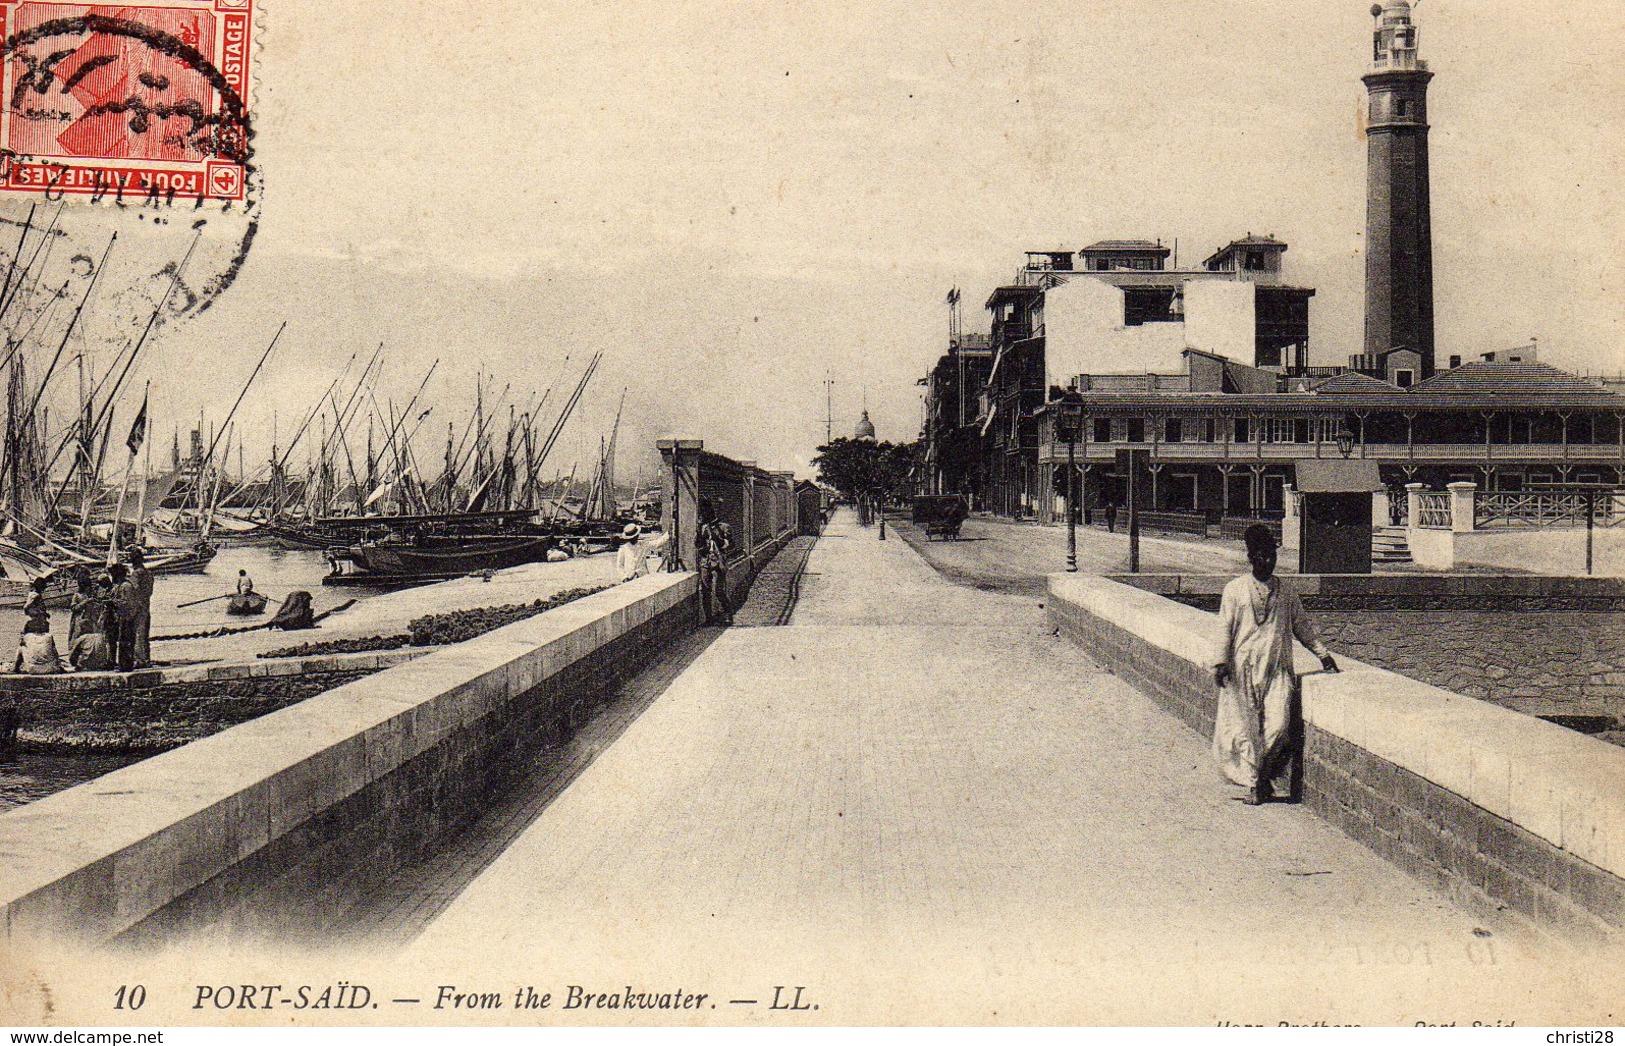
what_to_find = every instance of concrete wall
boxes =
[1407,526,1457,570]
[1112,572,1625,612]
[1405,526,1625,576]
[1048,574,1625,940]
[1181,280,1254,361]
[1455,529,1625,578]
[0,573,699,945]
[1044,278,1186,387]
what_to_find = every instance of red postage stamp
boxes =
[0,0,253,202]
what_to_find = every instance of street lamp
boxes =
[1336,427,1356,459]
[1054,400,1085,573]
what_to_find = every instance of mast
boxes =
[139,391,152,545]
[77,351,92,540]
[601,388,626,519]
[825,373,834,445]
[443,422,455,512]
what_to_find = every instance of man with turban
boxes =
[1212,523,1338,805]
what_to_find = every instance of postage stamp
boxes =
[0,0,253,204]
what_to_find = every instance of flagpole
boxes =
[107,458,134,565]
[107,382,149,565]
[138,387,152,546]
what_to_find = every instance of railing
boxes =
[1385,490,1409,526]
[1414,492,1452,529]
[1077,373,1187,392]
[1216,517,1282,543]
[1138,511,1210,537]
[1049,442,1625,464]
[1475,491,1622,529]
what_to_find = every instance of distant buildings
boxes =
[920,332,991,499]
[917,0,1622,523]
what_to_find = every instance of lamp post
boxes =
[1336,427,1356,459]
[1054,400,1084,573]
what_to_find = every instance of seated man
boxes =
[13,617,65,675]
[70,625,114,671]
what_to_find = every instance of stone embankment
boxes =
[1315,612,1625,744]
[1114,574,1625,746]
[0,586,612,753]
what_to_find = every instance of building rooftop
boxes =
[1203,235,1289,269]
[1408,362,1614,397]
[984,284,1043,309]
[1311,371,1400,395]
[1080,240,1168,253]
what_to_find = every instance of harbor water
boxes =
[0,544,378,814]
[1,545,350,658]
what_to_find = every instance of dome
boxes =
[854,409,877,441]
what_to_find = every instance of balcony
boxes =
[1036,440,1625,466]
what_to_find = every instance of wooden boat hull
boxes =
[226,591,269,615]
[345,535,556,576]
[0,575,73,610]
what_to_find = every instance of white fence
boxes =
[1475,491,1622,529]
[1414,492,1452,529]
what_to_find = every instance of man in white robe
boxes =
[1212,524,1338,805]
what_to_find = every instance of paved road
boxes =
[895,513,1255,596]
[404,511,1616,1025]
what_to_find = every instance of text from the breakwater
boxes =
[171,982,819,1014]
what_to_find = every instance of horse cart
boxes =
[912,495,968,541]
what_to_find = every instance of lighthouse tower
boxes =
[1363,0,1436,378]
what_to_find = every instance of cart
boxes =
[912,495,968,541]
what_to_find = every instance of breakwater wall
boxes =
[1048,574,1625,941]
[0,573,699,945]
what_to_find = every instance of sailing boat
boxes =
[323,356,615,584]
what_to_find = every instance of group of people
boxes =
[12,548,155,675]
[613,505,734,626]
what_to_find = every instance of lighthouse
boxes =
[1363,0,1436,378]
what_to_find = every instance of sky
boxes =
[3,0,1623,485]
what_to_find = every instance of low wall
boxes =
[1112,573,1625,612]
[1407,526,1457,571]
[1406,525,1625,576]
[1048,574,1625,940]
[1457,528,1625,577]
[0,573,699,945]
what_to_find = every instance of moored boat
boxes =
[226,591,270,615]
[331,534,558,580]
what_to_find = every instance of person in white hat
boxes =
[615,522,645,582]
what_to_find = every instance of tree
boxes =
[813,437,920,504]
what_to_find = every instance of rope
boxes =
[152,599,357,643]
